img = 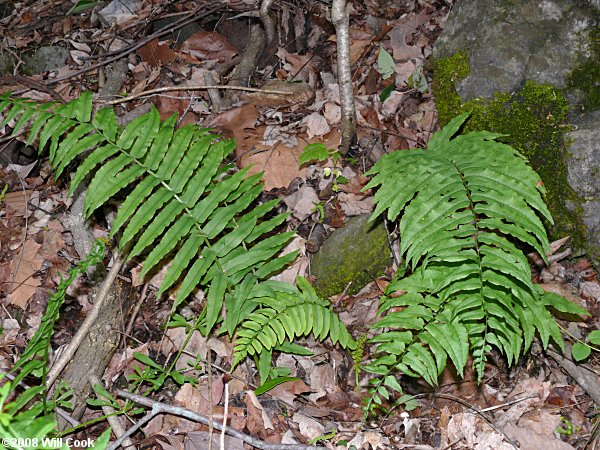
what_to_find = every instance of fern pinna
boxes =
[362,113,587,414]
[0,92,354,365]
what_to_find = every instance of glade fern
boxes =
[362,113,588,414]
[0,92,354,375]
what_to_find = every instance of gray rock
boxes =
[432,0,600,266]
[434,0,597,101]
[23,46,69,74]
[0,53,14,76]
[310,214,390,298]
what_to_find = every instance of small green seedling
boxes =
[299,143,347,192]
[571,330,600,361]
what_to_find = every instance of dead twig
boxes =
[100,84,292,106]
[115,389,325,450]
[88,375,135,450]
[13,4,222,92]
[207,349,214,450]
[0,75,63,101]
[220,382,229,450]
[81,4,217,61]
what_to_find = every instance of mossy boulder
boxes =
[430,0,600,265]
[310,214,390,298]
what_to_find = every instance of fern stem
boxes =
[452,159,490,378]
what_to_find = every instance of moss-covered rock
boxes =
[311,215,390,298]
[430,0,600,261]
[430,52,583,245]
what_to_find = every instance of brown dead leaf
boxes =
[210,104,259,145]
[4,190,37,217]
[303,112,330,139]
[183,432,245,450]
[8,239,43,309]
[348,28,375,66]
[131,63,161,94]
[276,48,318,84]
[268,379,311,405]
[103,343,149,385]
[504,422,575,450]
[163,379,224,433]
[237,129,340,190]
[180,31,238,63]
[270,236,309,284]
[388,25,423,61]
[39,229,65,262]
[238,141,305,191]
[388,10,431,61]
[155,94,190,120]
[245,390,274,433]
[137,39,176,67]
[292,412,325,441]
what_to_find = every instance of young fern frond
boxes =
[1,92,355,370]
[362,113,588,413]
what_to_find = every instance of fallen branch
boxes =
[115,389,324,450]
[81,4,219,61]
[547,345,600,405]
[101,84,292,106]
[46,249,127,388]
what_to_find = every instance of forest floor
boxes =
[0,0,598,449]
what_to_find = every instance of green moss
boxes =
[431,52,586,247]
[311,215,390,298]
[566,26,600,111]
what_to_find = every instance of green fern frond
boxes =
[361,113,588,415]
[233,276,356,366]
[1,93,358,378]
[0,92,295,324]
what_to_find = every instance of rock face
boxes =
[431,0,600,265]
[310,214,390,298]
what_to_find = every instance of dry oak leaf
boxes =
[8,239,44,309]
[137,38,177,67]
[237,128,341,190]
[210,104,259,146]
[179,31,238,63]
